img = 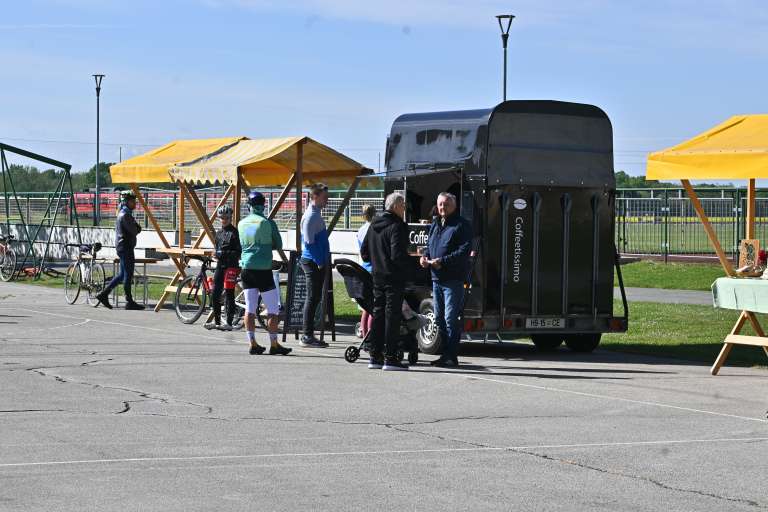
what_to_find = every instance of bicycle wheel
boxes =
[232,284,246,327]
[86,263,106,307]
[64,263,81,304]
[0,249,16,282]
[175,275,207,324]
[233,286,267,328]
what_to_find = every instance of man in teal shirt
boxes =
[238,191,291,356]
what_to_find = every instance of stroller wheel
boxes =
[344,346,360,363]
[355,322,363,339]
[408,351,419,365]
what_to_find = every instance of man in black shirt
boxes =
[96,191,143,310]
[360,192,410,371]
[205,205,242,330]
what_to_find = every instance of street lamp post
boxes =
[496,14,515,102]
[93,74,105,226]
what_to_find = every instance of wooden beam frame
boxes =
[178,183,185,248]
[295,140,305,252]
[687,178,768,374]
[130,184,186,277]
[154,184,236,311]
[267,173,296,221]
[178,180,216,243]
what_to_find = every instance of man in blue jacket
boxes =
[420,192,472,367]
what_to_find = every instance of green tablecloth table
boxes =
[710,277,768,374]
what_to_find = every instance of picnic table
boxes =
[110,257,160,307]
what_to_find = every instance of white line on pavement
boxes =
[454,374,768,424]
[1,436,766,469]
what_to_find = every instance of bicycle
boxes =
[0,234,17,282]
[64,243,106,306]
[174,255,246,325]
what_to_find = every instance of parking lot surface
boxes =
[1,283,766,511]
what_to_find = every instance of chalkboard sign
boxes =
[407,223,431,254]
[283,251,333,340]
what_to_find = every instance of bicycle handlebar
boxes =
[0,234,14,242]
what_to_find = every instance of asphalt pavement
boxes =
[0,282,766,511]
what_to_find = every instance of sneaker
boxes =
[217,324,233,331]
[383,359,409,371]
[269,345,292,356]
[249,345,266,355]
[125,301,145,311]
[300,335,327,348]
[368,357,383,369]
[204,321,219,330]
[95,292,113,310]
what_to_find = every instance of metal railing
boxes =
[3,186,765,260]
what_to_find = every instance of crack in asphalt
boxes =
[26,366,214,416]
[512,449,765,509]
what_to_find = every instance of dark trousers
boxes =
[300,258,324,336]
[211,265,236,324]
[105,250,134,299]
[370,280,404,360]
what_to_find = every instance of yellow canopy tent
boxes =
[646,114,768,374]
[109,136,371,312]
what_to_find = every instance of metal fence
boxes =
[3,186,764,259]
[0,188,386,234]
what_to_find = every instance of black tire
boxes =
[0,249,16,282]
[175,275,207,324]
[64,263,81,304]
[408,351,419,365]
[86,263,106,307]
[416,298,444,355]
[531,334,564,351]
[565,334,602,353]
[344,346,360,363]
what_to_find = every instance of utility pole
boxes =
[93,74,105,225]
[495,15,515,102]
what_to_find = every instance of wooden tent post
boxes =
[130,184,186,276]
[747,178,756,239]
[295,140,305,252]
[178,181,216,243]
[267,174,296,220]
[681,180,735,276]
[327,176,361,234]
[234,171,242,225]
[154,185,235,312]
[178,184,185,248]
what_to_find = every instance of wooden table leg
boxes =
[711,311,747,375]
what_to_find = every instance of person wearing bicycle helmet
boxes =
[96,190,143,310]
[237,190,291,355]
[204,204,242,331]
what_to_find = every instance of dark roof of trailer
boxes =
[392,108,493,124]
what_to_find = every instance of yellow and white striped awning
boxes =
[169,137,368,186]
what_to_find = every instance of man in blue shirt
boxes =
[420,192,473,367]
[299,183,330,347]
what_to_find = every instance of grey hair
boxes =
[384,192,406,212]
[437,192,457,203]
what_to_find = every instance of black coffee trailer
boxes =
[384,100,629,354]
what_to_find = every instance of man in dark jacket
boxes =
[360,192,410,371]
[96,190,143,310]
[420,192,473,367]
[205,205,242,331]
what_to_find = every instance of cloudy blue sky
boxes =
[1,0,766,177]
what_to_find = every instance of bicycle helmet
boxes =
[248,190,266,207]
[120,190,136,203]
[217,205,233,217]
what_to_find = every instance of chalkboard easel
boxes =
[283,251,336,343]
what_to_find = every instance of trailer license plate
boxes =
[526,318,564,329]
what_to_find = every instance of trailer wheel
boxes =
[531,335,564,351]
[416,299,444,355]
[565,334,602,353]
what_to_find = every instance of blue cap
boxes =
[247,191,265,207]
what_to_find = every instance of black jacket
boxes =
[360,211,410,283]
[115,205,141,253]
[215,224,242,268]
[424,212,473,282]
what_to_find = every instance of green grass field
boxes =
[616,260,724,291]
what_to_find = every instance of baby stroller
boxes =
[335,258,420,365]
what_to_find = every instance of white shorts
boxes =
[244,287,280,316]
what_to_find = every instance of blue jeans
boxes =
[105,250,134,298]
[432,280,464,360]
